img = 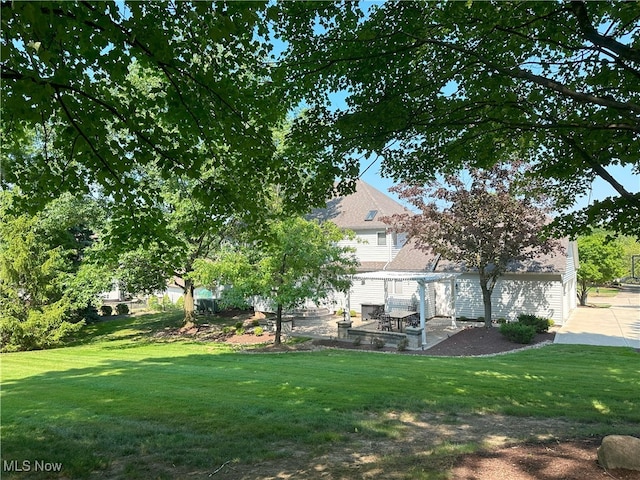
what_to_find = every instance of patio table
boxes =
[387,310,418,332]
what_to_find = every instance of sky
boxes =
[357,156,639,215]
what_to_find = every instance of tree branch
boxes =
[78,1,260,139]
[397,33,640,116]
[570,1,640,64]
[562,134,639,204]
[53,90,122,185]
[6,69,183,169]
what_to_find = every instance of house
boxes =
[382,238,578,325]
[309,179,411,272]
[315,180,578,326]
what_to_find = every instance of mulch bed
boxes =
[451,438,640,480]
[423,325,556,356]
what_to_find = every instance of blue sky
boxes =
[358,157,639,215]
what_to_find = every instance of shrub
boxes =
[80,306,100,323]
[147,296,162,312]
[162,294,175,311]
[176,296,185,310]
[336,309,358,318]
[352,336,362,346]
[496,317,507,324]
[0,301,84,352]
[100,305,113,316]
[517,313,552,333]
[252,319,260,327]
[236,327,246,336]
[254,326,264,336]
[222,326,235,334]
[372,337,385,349]
[500,322,536,344]
[115,303,129,315]
[397,338,409,351]
[235,321,244,330]
[476,316,485,323]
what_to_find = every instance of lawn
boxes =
[589,286,622,297]
[1,313,639,479]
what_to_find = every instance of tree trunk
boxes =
[183,278,196,327]
[274,303,283,345]
[480,281,493,328]
[578,279,589,306]
[578,292,588,306]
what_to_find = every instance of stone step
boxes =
[287,308,333,320]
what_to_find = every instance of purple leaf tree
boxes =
[384,163,561,328]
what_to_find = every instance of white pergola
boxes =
[350,271,460,348]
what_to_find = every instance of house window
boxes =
[365,210,378,221]
[377,232,386,246]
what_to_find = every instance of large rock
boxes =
[597,435,640,471]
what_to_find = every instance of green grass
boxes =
[589,287,620,297]
[1,313,639,479]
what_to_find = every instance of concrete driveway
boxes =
[554,284,640,349]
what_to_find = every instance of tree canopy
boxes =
[2,0,354,328]
[192,216,358,344]
[3,1,638,346]
[5,1,637,239]
[576,230,626,306]
[1,1,345,226]
[0,191,110,351]
[276,1,640,238]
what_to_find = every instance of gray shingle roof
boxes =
[308,179,410,229]
[311,179,572,275]
[356,261,389,272]
[388,238,571,274]
[386,239,440,272]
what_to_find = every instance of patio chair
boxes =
[378,314,392,331]
[370,305,384,320]
[406,313,420,328]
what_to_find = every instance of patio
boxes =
[290,314,469,350]
[346,271,461,348]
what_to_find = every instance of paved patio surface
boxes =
[554,284,640,349]
[290,314,479,350]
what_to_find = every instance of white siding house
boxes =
[309,180,409,273]
[309,180,411,313]
[386,239,579,325]
[312,180,578,326]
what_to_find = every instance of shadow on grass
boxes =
[2,345,639,479]
[1,351,369,478]
[71,312,185,345]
